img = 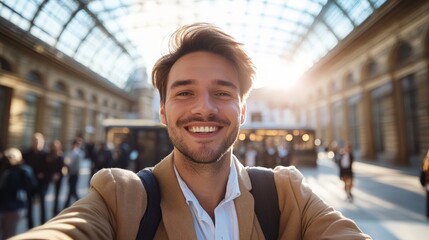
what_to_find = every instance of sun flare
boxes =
[253,56,306,90]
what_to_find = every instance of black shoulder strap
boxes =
[136,167,280,240]
[136,168,161,240]
[247,167,280,240]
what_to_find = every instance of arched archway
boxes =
[388,40,413,69]
[25,70,44,85]
[0,56,13,72]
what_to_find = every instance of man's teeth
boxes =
[189,126,218,133]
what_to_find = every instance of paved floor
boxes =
[300,154,429,240]
[13,155,429,239]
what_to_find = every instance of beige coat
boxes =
[11,153,371,239]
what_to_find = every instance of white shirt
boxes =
[341,153,350,168]
[175,159,241,240]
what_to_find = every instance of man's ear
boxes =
[240,103,246,125]
[160,103,167,125]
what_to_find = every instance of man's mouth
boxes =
[188,126,219,133]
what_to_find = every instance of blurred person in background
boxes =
[337,143,355,202]
[93,142,112,173]
[22,132,48,228]
[0,148,37,239]
[63,139,84,209]
[84,138,97,181]
[420,149,429,218]
[47,140,65,216]
[112,138,130,169]
[244,143,257,167]
[278,141,291,167]
[261,137,279,168]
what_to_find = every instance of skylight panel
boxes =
[57,10,94,56]
[75,28,106,66]
[324,4,354,39]
[110,54,135,87]
[56,30,80,56]
[0,0,39,31]
[337,0,372,25]
[371,0,387,8]
[33,0,78,44]
[313,22,338,50]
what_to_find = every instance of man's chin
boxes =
[183,148,227,165]
[187,153,221,165]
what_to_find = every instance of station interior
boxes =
[1,0,429,238]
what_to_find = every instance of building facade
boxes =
[0,18,137,151]
[291,0,429,166]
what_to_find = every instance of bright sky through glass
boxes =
[0,0,387,89]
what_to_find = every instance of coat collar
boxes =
[153,153,256,240]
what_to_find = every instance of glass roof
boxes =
[0,0,387,89]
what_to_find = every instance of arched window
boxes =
[25,70,43,85]
[91,94,98,103]
[397,42,412,65]
[54,81,67,92]
[367,59,378,77]
[346,72,355,86]
[76,89,85,99]
[0,57,12,72]
[330,80,339,93]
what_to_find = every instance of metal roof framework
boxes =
[0,0,387,88]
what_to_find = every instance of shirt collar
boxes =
[174,158,241,218]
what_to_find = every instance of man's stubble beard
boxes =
[166,117,240,165]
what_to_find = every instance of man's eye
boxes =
[216,92,232,97]
[177,91,191,96]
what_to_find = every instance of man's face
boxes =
[160,51,246,164]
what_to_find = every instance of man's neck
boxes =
[173,150,232,220]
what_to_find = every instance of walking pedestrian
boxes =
[47,140,65,216]
[0,148,37,239]
[63,140,83,209]
[93,142,112,174]
[337,143,355,202]
[22,132,48,228]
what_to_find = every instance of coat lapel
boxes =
[234,157,257,240]
[153,154,197,239]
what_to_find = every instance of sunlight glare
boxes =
[253,56,306,89]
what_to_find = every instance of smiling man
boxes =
[11,23,371,240]
[162,51,242,166]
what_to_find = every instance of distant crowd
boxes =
[0,132,131,239]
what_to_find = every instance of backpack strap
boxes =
[247,167,280,240]
[136,167,280,240]
[136,168,161,240]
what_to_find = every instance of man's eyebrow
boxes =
[169,79,194,89]
[169,79,238,90]
[215,79,238,90]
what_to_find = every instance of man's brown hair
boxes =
[152,23,255,103]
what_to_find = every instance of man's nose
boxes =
[190,93,219,116]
